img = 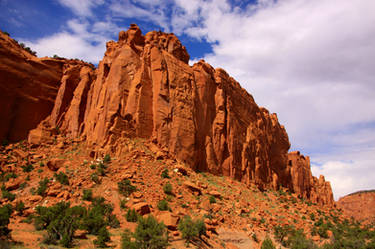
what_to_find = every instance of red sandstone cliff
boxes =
[0,32,64,142]
[337,191,375,223]
[0,25,333,205]
[288,151,334,206]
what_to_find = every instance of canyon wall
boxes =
[0,26,334,205]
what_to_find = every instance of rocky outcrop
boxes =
[29,24,290,191]
[0,31,64,142]
[288,151,334,205]
[28,63,95,144]
[337,191,375,223]
[23,24,333,204]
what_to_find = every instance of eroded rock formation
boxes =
[0,24,333,205]
[288,151,334,205]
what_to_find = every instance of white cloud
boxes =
[21,19,115,63]
[57,0,104,17]
[23,31,105,63]
[312,147,375,199]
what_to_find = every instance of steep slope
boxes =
[26,24,333,205]
[337,190,375,223]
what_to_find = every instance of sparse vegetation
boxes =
[121,215,169,249]
[0,204,12,236]
[209,195,216,204]
[33,197,119,248]
[178,215,206,245]
[161,169,170,179]
[157,199,170,211]
[163,182,173,195]
[261,237,276,249]
[125,209,138,222]
[91,173,100,184]
[54,172,69,185]
[1,186,15,201]
[103,154,111,163]
[15,201,25,215]
[36,177,49,196]
[82,189,93,201]
[118,179,136,197]
[21,164,34,172]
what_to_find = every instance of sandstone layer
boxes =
[337,191,375,223]
[1,24,332,205]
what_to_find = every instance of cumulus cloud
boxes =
[312,146,375,199]
[21,18,117,63]
[57,0,104,17]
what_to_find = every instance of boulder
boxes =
[47,159,66,171]
[131,202,151,215]
[157,211,179,230]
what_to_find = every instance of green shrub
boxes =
[121,229,138,249]
[90,164,96,169]
[195,219,206,238]
[34,202,85,247]
[103,154,111,163]
[178,215,197,245]
[163,183,172,195]
[1,31,10,36]
[126,209,138,222]
[54,172,69,185]
[178,215,206,245]
[120,199,127,209]
[157,200,169,211]
[252,233,259,242]
[4,172,17,182]
[36,177,49,196]
[161,169,170,179]
[82,189,93,201]
[261,237,276,249]
[97,162,107,176]
[209,195,216,204]
[82,197,119,235]
[22,164,34,172]
[91,173,101,184]
[15,201,25,215]
[93,226,110,248]
[133,215,168,249]
[274,225,292,244]
[0,204,12,236]
[310,213,315,221]
[118,179,136,197]
[1,187,15,201]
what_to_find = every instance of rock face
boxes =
[288,151,334,205]
[0,32,64,142]
[18,24,333,204]
[337,191,375,223]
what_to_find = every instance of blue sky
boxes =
[1,0,375,199]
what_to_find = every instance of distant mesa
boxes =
[0,25,333,206]
[337,190,375,223]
